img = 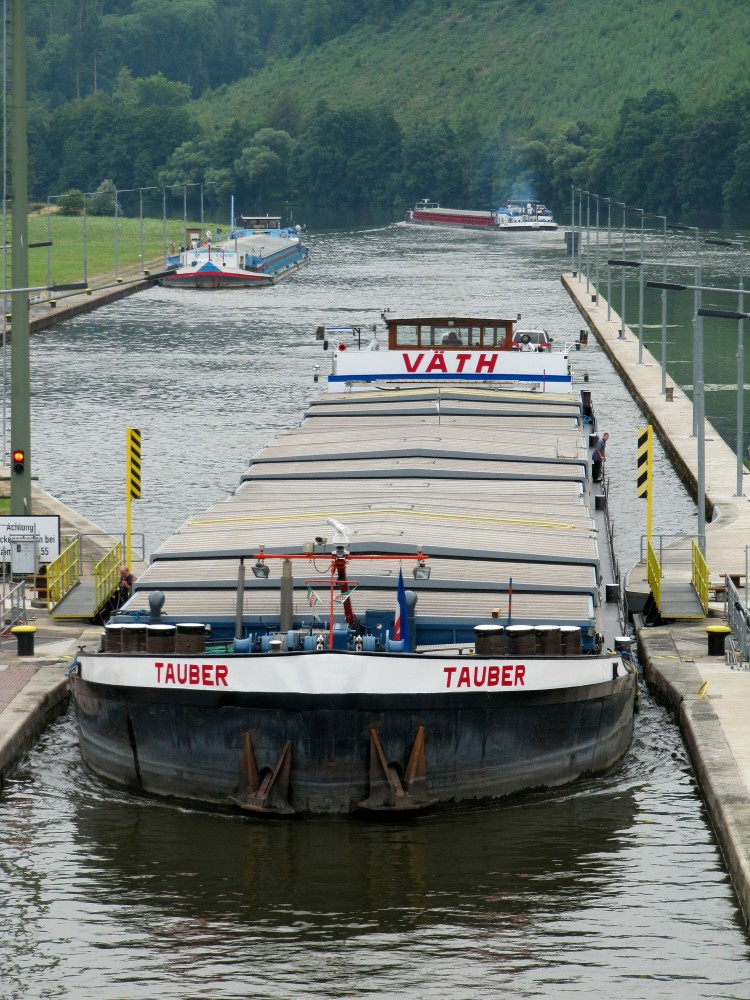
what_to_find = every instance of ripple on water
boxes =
[0,225,746,997]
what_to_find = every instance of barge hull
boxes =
[72,672,635,814]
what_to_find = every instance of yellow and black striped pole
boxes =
[126,427,142,569]
[637,425,653,543]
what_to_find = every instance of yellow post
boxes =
[637,425,653,543]
[125,427,142,570]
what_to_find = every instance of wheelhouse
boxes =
[385,316,517,351]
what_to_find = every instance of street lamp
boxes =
[603,198,612,321]
[584,190,590,293]
[616,202,626,338]
[648,277,721,554]
[705,238,746,498]
[669,224,703,436]
[594,193,600,301]
[115,185,159,275]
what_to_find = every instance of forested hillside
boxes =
[24,0,750,219]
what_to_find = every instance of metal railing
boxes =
[94,541,123,612]
[725,574,750,667]
[46,537,81,611]
[639,532,693,567]
[691,540,709,613]
[0,579,27,634]
[646,539,661,611]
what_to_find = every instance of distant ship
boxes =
[405,199,557,231]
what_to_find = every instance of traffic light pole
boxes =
[10,0,31,515]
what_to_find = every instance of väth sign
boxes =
[328,349,572,388]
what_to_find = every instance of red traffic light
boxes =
[12,449,24,473]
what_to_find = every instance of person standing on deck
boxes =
[592,432,609,483]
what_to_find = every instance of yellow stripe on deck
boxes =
[188,507,581,532]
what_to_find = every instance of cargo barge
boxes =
[71,315,635,816]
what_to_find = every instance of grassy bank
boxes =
[20,215,221,288]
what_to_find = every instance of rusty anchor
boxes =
[358,724,437,813]
[230,730,295,815]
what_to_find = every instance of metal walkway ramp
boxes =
[657,580,705,619]
[647,538,708,622]
[50,580,98,620]
[47,537,123,621]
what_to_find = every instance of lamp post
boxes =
[669,224,702,435]
[645,213,669,395]
[637,209,645,363]
[577,189,583,279]
[570,185,576,269]
[648,277,725,555]
[584,191,590,293]
[705,237,746,497]
[114,186,159,275]
[617,202,626,338]
[603,198,612,321]
[611,258,697,387]
[594,193,600,301]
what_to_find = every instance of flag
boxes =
[394,568,411,651]
[307,586,322,607]
[334,586,358,603]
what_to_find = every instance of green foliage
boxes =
[58,190,84,216]
[20,1,750,217]
[88,180,119,216]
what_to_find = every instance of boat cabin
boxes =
[240,214,282,230]
[385,316,517,351]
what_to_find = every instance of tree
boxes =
[58,189,85,216]
[88,180,119,216]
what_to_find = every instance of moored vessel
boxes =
[160,215,309,289]
[71,315,635,816]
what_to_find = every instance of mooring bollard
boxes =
[11,625,36,656]
[706,624,732,656]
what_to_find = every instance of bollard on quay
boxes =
[10,625,36,656]
[706,624,732,656]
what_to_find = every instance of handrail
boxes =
[725,575,749,667]
[94,540,123,613]
[46,537,81,611]
[0,580,27,635]
[691,541,709,613]
[646,539,661,612]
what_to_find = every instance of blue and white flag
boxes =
[394,568,411,651]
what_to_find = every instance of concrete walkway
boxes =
[564,270,750,927]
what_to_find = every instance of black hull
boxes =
[72,673,636,815]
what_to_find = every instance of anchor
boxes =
[358,724,437,813]
[229,730,295,815]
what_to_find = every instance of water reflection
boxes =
[3,222,747,997]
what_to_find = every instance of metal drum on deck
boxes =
[474,624,505,655]
[104,623,122,653]
[560,626,582,655]
[175,623,206,654]
[120,623,147,653]
[506,624,536,655]
[146,624,176,653]
[535,625,562,656]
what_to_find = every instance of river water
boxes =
[1,223,749,998]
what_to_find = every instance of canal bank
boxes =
[563,268,750,927]
[0,476,146,787]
